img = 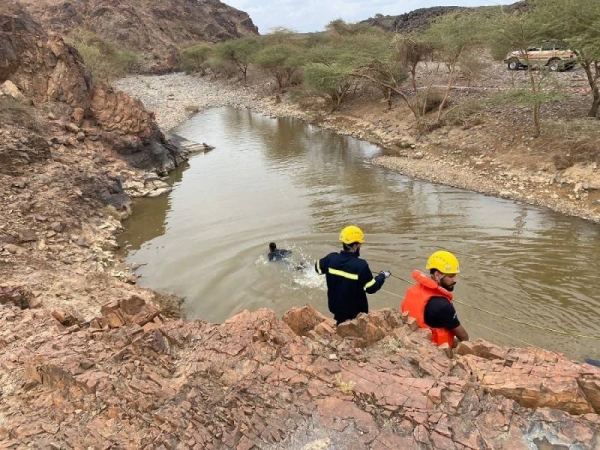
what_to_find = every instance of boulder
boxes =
[281,303,329,336]
[0,285,32,309]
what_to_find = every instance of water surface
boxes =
[119,107,600,361]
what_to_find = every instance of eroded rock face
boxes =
[457,340,600,415]
[2,302,597,448]
[0,2,186,174]
[19,0,259,73]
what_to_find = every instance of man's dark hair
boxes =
[343,242,359,251]
[269,242,276,252]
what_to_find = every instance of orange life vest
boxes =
[401,270,455,347]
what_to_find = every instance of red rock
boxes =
[282,304,328,336]
[428,386,443,404]
[1,299,598,449]
[119,295,146,315]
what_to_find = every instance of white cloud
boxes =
[224,0,511,33]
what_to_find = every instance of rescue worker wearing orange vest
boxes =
[315,225,390,325]
[401,250,469,347]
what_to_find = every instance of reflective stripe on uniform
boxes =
[316,260,322,274]
[328,268,358,280]
[363,279,376,290]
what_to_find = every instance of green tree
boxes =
[253,43,305,90]
[532,0,600,118]
[214,37,261,83]
[180,44,212,75]
[302,27,392,110]
[393,34,432,92]
[305,63,354,111]
[423,12,485,121]
[486,8,561,136]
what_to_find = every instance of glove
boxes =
[379,270,391,279]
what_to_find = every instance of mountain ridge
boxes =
[360,1,529,33]
[19,0,259,73]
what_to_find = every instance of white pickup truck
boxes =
[504,41,577,72]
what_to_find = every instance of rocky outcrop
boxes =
[361,1,528,33]
[0,3,187,324]
[1,2,187,174]
[0,303,597,448]
[19,0,259,73]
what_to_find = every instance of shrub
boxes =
[180,44,213,74]
[444,100,484,127]
[407,89,446,116]
[69,30,137,81]
[334,373,355,395]
[204,57,238,79]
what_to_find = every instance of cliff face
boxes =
[0,1,187,326]
[19,0,259,73]
[1,1,185,174]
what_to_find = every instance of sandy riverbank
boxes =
[115,71,600,224]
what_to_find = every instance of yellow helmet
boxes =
[339,225,365,245]
[426,250,460,274]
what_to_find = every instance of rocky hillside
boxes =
[1,0,187,320]
[2,302,599,447]
[361,1,528,33]
[19,0,259,73]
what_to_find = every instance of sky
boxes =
[224,0,515,34]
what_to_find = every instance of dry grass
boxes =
[381,337,400,354]
[69,29,137,82]
[542,118,600,164]
[443,99,485,127]
[334,373,355,395]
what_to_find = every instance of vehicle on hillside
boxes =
[504,41,577,72]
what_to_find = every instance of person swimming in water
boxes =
[267,243,309,270]
[268,243,292,262]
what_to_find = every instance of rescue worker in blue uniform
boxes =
[315,225,390,325]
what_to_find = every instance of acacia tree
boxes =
[305,23,399,110]
[393,34,432,92]
[214,37,260,83]
[487,9,562,137]
[423,12,484,121]
[253,43,305,90]
[215,36,259,83]
[532,0,600,118]
[180,44,212,75]
[305,63,354,111]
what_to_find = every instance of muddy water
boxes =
[119,107,600,361]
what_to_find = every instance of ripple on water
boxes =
[120,107,600,361]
